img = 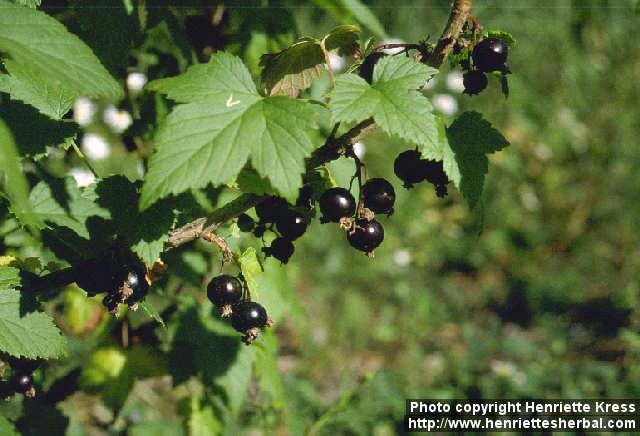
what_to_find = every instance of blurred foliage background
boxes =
[1,0,640,434]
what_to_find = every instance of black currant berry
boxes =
[255,196,288,224]
[348,219,384,254]
[361,178,396,215]
[262,237,295,264]
[237,213,255,232]
[231,301,272,344]
[319,188,356,223]
[276,210,308,240]
[231,301,268,332]
[462,70,488,95]
[423,160,449,197]
[74,257,124,296]
[12,372,34,394]
[125,262,149,303]
[472,37,508,73]
[359,52,386,84]
[394,150,426,189]
[207,275,243,310]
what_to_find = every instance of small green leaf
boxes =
[323,24,360,52]
[239,247,262,298]
[483,29,516,46]
[0,0,122,118]
[330,56,439,147]
[0,117,41,234]
[0,266,67,359]
[139,300,166,328]
[260,37,325,97]
[437,111,510,207]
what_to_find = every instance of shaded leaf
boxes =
[0,266,67,359]
[0,0,122,118]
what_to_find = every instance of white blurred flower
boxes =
[73,97,96,126]
[393,249,412,267]
[423,76,438,90]
[328,52,345,72]
[380,37,405,55]
[432,93,458,115]
[69,168,96,187]
[534,143,553,161]
[490,360,516,378]
[126,72,148,92]
[519,185,540,211]
[353,141,366,159]
[446,71,465,92]
[81,133,110,160]
[103,106,133,133]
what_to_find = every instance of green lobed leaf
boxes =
[142,52,324,208]
[0,0,122,118]
[0,116,41,234]
[146,51,257,103]
[0,266,67,359]
[433,111,510,207]
[330,56,439,147]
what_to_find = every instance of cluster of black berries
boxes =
[74,250,149,315]
[461,37,510,96]
[206,274,272,345]
[319,179,393,256]
[394,149,449,197]
[238,185,314,264]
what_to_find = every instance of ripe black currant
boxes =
[394,150,426,189]
[359,52,386,84]
[262,237,295,264]
[237,213,255,232]
[231,301,272,344]
[348,219,384,254]
[472,37,508,73]
[125,262,149,303]
[462,70,488,95]
[74,257,124,297]
[362,178,396,215]
[319,188,356,223]
[12,372,34,394]
[255,196,288,224]
[276,209,308,240]
[231,301,268,332]
[207,275,243,316]
[423,160,449,197]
